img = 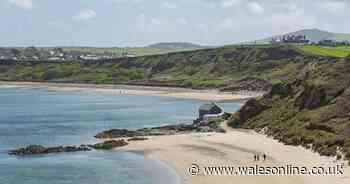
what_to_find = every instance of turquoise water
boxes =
[0,87,241,184]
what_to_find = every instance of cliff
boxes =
[228,56,350,164]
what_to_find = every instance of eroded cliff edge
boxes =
[229,56,350,164]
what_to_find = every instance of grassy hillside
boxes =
[298,45,350,58]
[61,47,174,57]
[60,43,206,57]
[147,42,206,50]
[229,56,350,164]
[0,45,322,90]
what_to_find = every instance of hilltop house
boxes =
[271,35,310,44]
[198,103,224,122]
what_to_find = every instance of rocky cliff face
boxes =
[228,58,350,164]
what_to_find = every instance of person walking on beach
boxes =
[256,154,260,161]
[263,154,267,161]
[254,154,257,161]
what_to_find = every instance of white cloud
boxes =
[136,13,146,30]
[247,2,264,14]
[317,1,347,14]
[9,0,33,10]
[219,17,234,29]
[196,23,207,30]
[221,0,240,8]
[111,0,144,4]
[162,2,178,9]
[176,18,188,25]
[151,18,162,25]
[73,9,97,21]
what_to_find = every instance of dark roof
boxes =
[199,103,221,111]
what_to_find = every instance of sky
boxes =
[0,0,349,47]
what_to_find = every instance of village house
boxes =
[271,35,310,44]
[198,103,224,122]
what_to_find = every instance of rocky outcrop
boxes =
[127,137,149,142]
[295,85,327,109]
[90,140,128,150]
[9,140,128,156]
[220,77,272,92]
[305,122,336,133]
[228,99,270,128]
[95,121,226,139]
[9,145,91,156]
[265,82,292,98]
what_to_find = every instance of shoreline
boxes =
[0,81,263,101]
[122,125,350,184]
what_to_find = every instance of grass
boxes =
[298,45,350,57]
[0,45,310,89]
[61,47,202,57]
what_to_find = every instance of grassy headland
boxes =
[0,45,324,90]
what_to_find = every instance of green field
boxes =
[298,45,350,57]
[61,47,202,57]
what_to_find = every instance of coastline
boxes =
[122,124,350,184]
[0,81,262,101]
[2,81,350,184]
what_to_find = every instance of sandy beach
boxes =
[122,124,350,184]
[0,81,261,101]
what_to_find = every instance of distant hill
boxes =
[56,42,207,58]
[252,29,350,44]
[147,42,206,50]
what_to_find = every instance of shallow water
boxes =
[0,87,241,184]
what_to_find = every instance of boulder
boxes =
[127,137,149,142]
[90,140,128,150]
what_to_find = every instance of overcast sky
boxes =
[0,0,349,47]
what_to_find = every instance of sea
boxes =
[0,87,241,184]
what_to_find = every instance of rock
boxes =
[265,83,292,98]
[9,141,130,156]
[196,126,211,132]
[228,98,269,128]
[305,122,336,133]
[96,122,226,139]
[127,137,149,141]
[9,144,91,156]
[9,145,46,155]
[220,77,272,92]
[95,129,139,139]
[295,85,327,109]
[90,140,128,150]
